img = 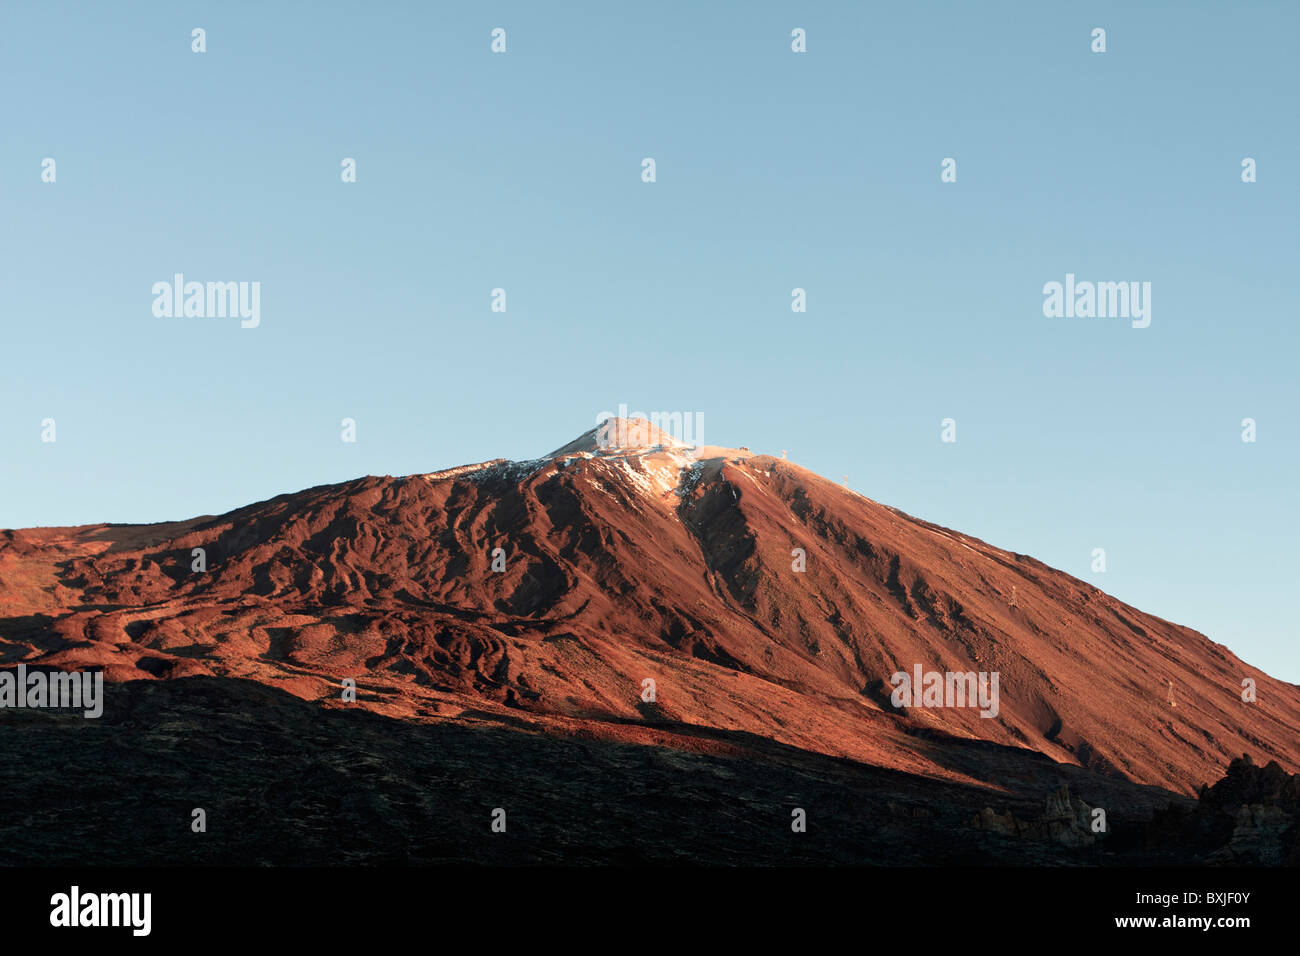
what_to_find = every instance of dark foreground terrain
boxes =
[2,677,1294,866]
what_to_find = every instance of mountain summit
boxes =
[547,416,698,456]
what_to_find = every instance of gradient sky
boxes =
[2,2,1296,681]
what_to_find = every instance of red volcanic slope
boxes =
[1,419,1296,796]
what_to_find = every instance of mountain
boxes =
[4,417,1296,803]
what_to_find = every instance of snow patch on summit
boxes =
[417,460,504,481]
[418,458,549,485]
[597,452,694,498]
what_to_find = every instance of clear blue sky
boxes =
[2,2,1296,681]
